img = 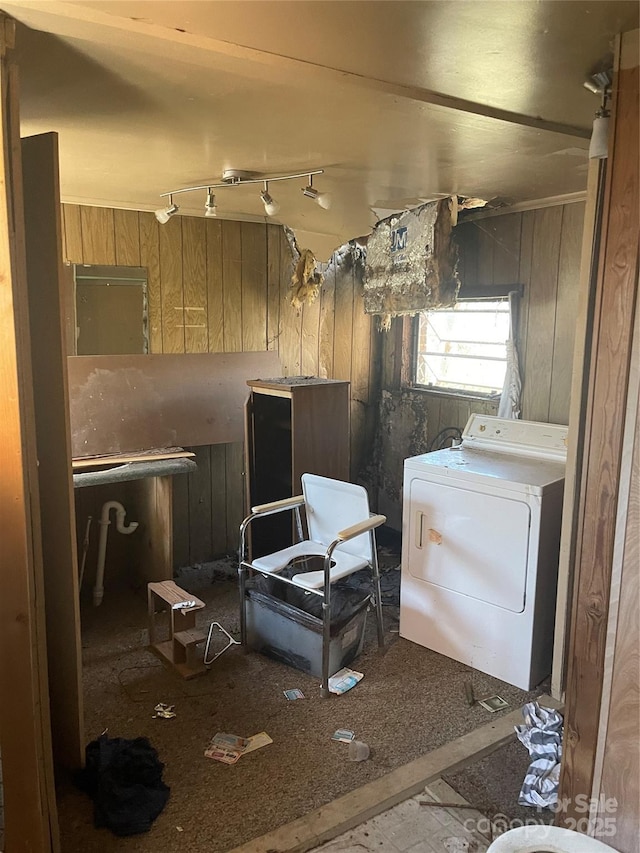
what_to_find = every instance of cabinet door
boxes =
[249,391,294,556]
[406,476,530,613]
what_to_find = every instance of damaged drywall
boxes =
[363,198,460,328]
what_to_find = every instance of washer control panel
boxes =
[462,415,568,460]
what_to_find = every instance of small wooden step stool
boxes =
[147,581,208,679]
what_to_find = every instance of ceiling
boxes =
[3,0,638,258]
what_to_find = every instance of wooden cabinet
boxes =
[245,377,350,556]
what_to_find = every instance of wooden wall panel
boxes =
[222,220,243,353]
[350,267,371,480]
[318,260,336,378]
[158,216,185,354]
[182,217,208,354]
[517,210,535,373]
[62,203,83,264]
[80,205,115,265]
[113,209,140,267]
[595,388,639,851]
[61,206,379,560]
[266,224,281,352]
[453,201,584,431]
[521,206,563,422]
[206,218,223,353]
[139,212,162,353]
[301,290,321,376]
[333,257,354,382]
[491,213,522,285]
[187,445,213,564]
[240,221,267,353]
[210,443,228,556]
[278,230,302,376]
[549,203,585,424]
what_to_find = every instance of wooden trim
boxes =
[590,290,640,845]
[22,132,85,770]
[551,158,607,700]
[462,191,587,221]
[558,29,639,824]
[0,18,58,851]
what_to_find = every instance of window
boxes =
[413,299,509,396]
[74,264,149,355]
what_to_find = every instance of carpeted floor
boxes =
[58,556,543,853]
[443,737,555,829]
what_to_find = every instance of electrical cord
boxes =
[428,426,462,452]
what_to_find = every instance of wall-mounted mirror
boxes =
[73,264,149,355]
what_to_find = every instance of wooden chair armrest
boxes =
[337,514,386,542]
[250,495,305,516]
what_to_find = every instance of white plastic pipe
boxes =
[93,501,139,607]
[487,826,616,853]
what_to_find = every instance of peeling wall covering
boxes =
[363,198,459,327]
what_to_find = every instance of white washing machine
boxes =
[400,414,568,690]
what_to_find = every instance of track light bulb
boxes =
[154,201,179,224]
[589,113,610,159]
[301,185,332,210]
[205,190,217,217]
[260,185,280,217]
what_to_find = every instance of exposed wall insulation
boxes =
[364,198,459,326]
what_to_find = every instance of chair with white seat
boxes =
[239,473,386,696]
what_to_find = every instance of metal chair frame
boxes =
[238,484,386,697]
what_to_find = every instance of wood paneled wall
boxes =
[456,201,585,426]
[61,205,380,562]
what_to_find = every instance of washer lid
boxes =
[404,446,565,494]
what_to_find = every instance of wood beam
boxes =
[558,28,639,826]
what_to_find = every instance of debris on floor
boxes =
[444,837,473,853]
[152,702,176,719]
[204,731,273,764]
[328,667,363,694]
[348,740,370,762]
[331,729,355,743]
[283,688,305,700]
[243,731,273,754]
[464,681,475,707]
[478,695,508,713]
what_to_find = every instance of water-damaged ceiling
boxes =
[2,0,638,258]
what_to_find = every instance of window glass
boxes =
[414,300,509,395]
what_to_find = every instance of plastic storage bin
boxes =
[245,588,369,678]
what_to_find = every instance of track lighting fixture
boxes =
[154,196,179,224]
[155,169,327,222]
[260,182,280,217]
[204,189,217,217]
[301,174,331,210]
[583,68,612,160]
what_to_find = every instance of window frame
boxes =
[407,284,522,400]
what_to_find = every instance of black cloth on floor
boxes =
[75,734,170,836]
